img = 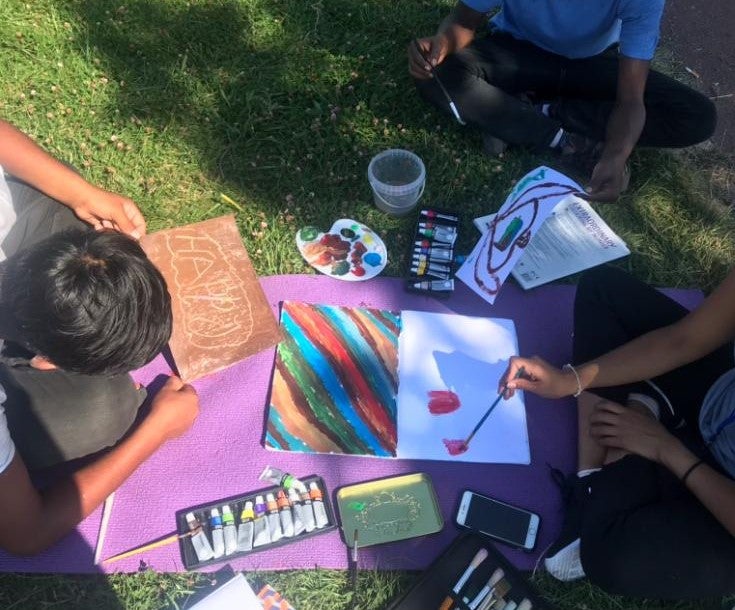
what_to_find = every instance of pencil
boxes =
[93,492,115,566]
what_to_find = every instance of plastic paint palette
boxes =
[336,473,443,548]
[296,218,387,281]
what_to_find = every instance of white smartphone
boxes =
[455,490,540,551]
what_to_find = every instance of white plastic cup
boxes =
[367,149,426,216]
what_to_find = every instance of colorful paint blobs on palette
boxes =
[296,218,387,281]
[266,302,400,456]
[427,390,461,415]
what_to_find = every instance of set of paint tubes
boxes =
[176,471,335,569]
[406,208,460,297]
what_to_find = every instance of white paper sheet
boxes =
[473,196,629,289]
[396,311,529,464]
[456,166,582,304]
[189,573,262,610]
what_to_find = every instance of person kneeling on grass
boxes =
[0,118,199,555]
[500,265,735,599]
[408,1,716,202]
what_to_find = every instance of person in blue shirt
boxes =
[408,1,716,202]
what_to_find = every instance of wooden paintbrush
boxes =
[102,530,196,564]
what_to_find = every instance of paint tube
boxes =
[418,221,457,234]
[309,482,329,528]
[410,264,451,280]
[209,508,225,558]
[259,465,308,493]
[287,487,306,535]
[266,493,284,542]
[236,501,255,552]
[412,279,454,292]
[421,209,459,223]
[277,490,295,537]
[221,504,237,556]
[413,247,453,262]
[185,512,215,563]
[300,488,316,532]
[253,495,271,547]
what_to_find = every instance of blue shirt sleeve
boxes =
[459,0,501,14]
[618,0,665,60]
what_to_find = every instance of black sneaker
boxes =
[544,465,589,581]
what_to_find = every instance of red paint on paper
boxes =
[443,439,468,456]
[427,390,461,415]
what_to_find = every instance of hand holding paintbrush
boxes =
[458,367,526,454]
[410,39,465,125]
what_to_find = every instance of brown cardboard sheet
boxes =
[141,215,282,381]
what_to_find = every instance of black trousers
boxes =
[572,266,735,599]
[0,176,146,470]
[415,32,717,149]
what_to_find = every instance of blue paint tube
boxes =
[185,512,215,563]
[221,504,237,556]
[253,495,271,547]
[209,508,225,558]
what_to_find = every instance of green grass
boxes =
[1,0,734,608]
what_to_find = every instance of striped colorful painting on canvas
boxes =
[265,301,401,456]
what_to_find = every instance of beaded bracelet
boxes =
[562,363,583,398]
[681,459,704,484]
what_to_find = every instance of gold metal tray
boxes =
[336,473,444,547]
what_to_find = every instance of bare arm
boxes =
[503,267,735,398]
[0,376,198,555]
[585,57,649,202]
[0,118,145,237]
[408,1,488,79]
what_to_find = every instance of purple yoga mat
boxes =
[0,275,702,574]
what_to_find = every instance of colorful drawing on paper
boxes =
[456,166,582,305]
[265,302,400,456]
[296,218,387,281]
[396,310,530,464]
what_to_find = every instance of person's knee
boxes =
[580,537,633,595]
[575,265,625,302]
[677,89,717,146]
[690,95,717,145]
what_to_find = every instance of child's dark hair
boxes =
[0,228,172,375]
